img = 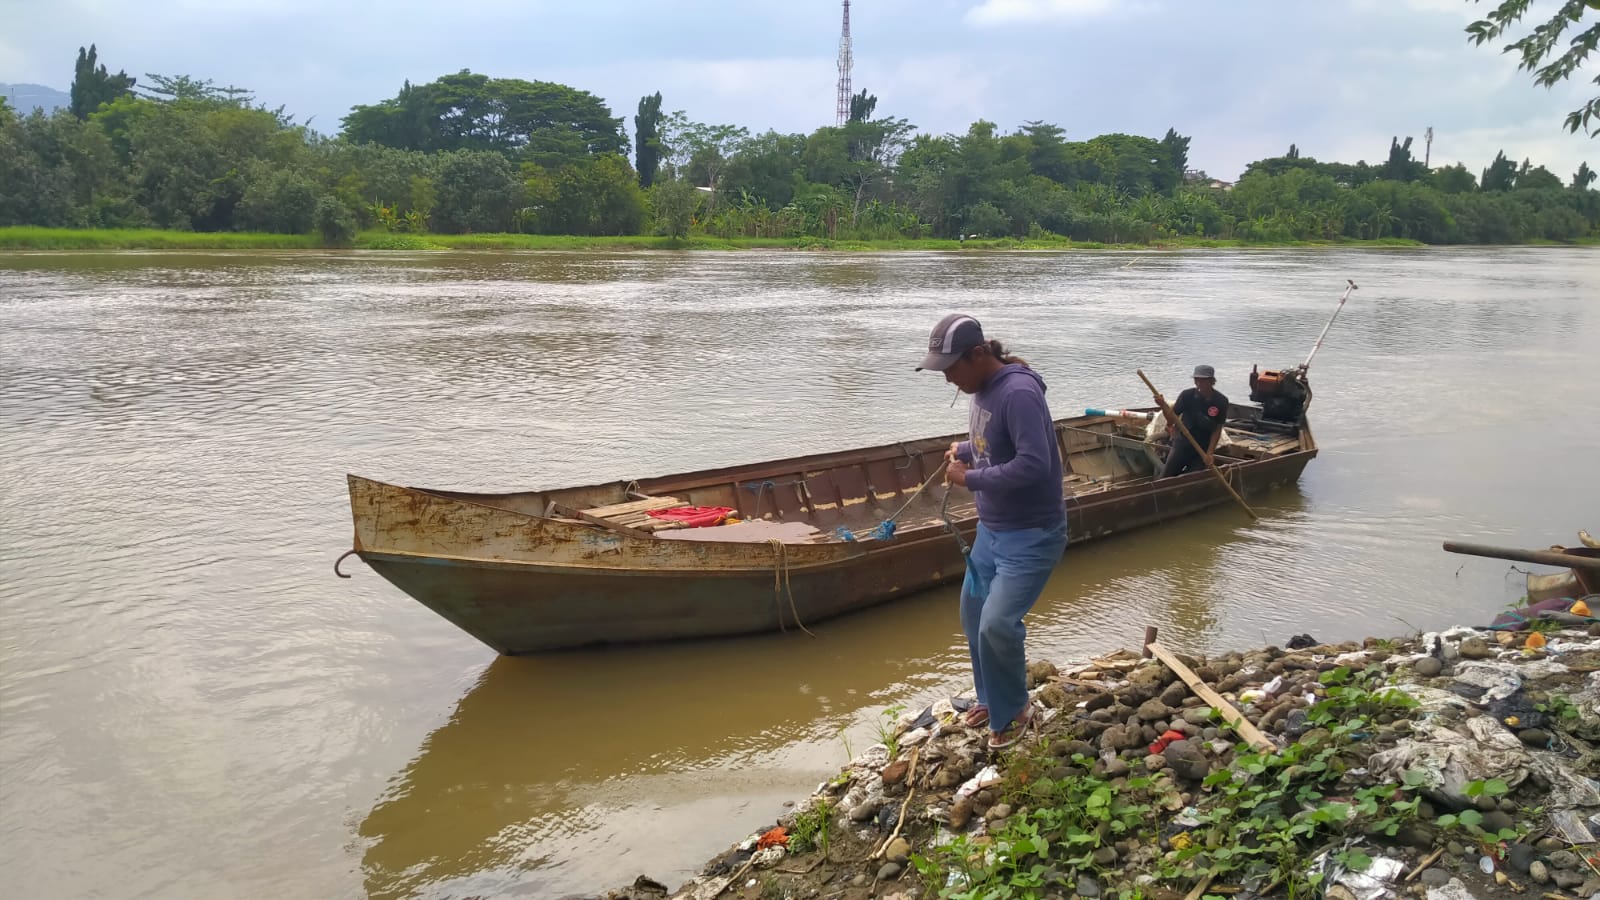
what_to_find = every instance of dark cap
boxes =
[916,314,986,371]
[1193,365,1216,380]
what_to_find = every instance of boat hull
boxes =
[352,443,1315,653]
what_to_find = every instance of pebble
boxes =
[1551,850,1581,870]
[881,760,909,786]
[885,837,911,864]
[985,803,1012,822]
[1481,810,1515,833]
[1554,870,1586,890]
[1507,842,1535,874]
[948,799,974,829]
[1518,728,1552,748]
[1164,740,1211,781]
[1137,699,1172,721]
[1447,841,1465,857]
[1414,657,1443,677]
[1077,875,1102,898]
[878,861,904,880]
[1537,837,1566,854]
[1093,846,1118,866]
[1144,754,1169,772]
[852,873,869,886]
[1182,707,1212,726]
[1582,878,1600,899]
[1531,861,1551,885]
[850,799,881,822]
[1474,795,1499,812]
[1459,636,1493,659]
[1420,869,1452,887]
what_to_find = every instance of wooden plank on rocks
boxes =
[1146,641,1276,754]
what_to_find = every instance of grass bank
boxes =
[0,227,1449,253]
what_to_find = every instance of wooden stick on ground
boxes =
[1183,874,1215,900]
[1136,369,1258,521]
[872,745,922,861]
[1405,847,1445,882]
[1147,642,1276,754]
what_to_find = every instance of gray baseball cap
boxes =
[916,314,986,371]
[1193,365,1216,379]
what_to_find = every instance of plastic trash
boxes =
[955,765,1002,800]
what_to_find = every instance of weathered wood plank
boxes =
[549,502,651,538]
[1147,642,1276,754]
[581,496,683,518]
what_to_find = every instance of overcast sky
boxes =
[3,0,1594,181]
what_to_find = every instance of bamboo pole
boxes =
[1136,369,1258,521]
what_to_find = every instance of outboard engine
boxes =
[1248,364,1312,427]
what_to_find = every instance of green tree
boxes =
[235,164,319,233]
[1382,136,1427,182]
[648,178,700,239]
[540,154,645,235]
[70,44,136,120]
[1515,160,1564,190]
[1431,163,1479,193]
[343,71,624,165]
[314,196,357,246]
[1161,127,1191,177]
[1466,0,1600,134]
[1575,161,1597,189]
[718,130,807,209]
[430,149,520,233]
[634,91,664,188]
[848,89,877,123]
[140,73,253,106]
[1482,150,1518,191]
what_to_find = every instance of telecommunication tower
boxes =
[836,1,853,125]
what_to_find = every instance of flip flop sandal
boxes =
[962,704,989,728]
[988,703,1035,750]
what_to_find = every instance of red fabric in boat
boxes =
[646,506,736,528]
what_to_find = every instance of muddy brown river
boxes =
[0,247,1594,898]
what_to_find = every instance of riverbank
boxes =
[0,226,1447,252]
[603,598,1600,900]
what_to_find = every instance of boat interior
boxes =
[432,405,1310,545]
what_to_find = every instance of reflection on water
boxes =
[1,247,1595,899]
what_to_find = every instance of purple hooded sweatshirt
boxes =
[954,363,1067,532]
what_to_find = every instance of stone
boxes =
[1093,846,1118,866]
[1530,861,1551,885]
[1446,841,1464,857]
[1507,843,1535,874]
[1474,795,1499,812]
[1137,699,1173,721]
[1535,837,1565,853]
[849,799,881,822]
[1144,754,1169,772]
[1551,850,1581,870]
[1581,878,1600,899]
[1027,660,1058,687]
[1481,810,1514,833]
[985,803,1012,822]
[1420,869,1453,887]
[1284,709,1311,738]
[1077,875,1102,898]
[1518,728,1552,749]
[1554,871,1586,890]
[1201,727,1220,741]
[1085,692,1115,712]
[1414,657,1443,677]
[885,837,911,864]
[1590,623,1600,638]
[1397,824,1436,851]
[1160,681,1190,708]
[1164,740,1211,781]
[1498,798,1517,813]
[1053,739,1094,759]
[932,769,964,789]
[1182,707,1213,726]
[1102,758,1130,777]
[949,798,974,829]
[881,760,909,786]
[878,861,903,881]
[852,874,869,887]
[1459,637,1493,659]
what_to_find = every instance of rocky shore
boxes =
[598,614,1600,900]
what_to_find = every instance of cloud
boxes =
[964,0,1123,26]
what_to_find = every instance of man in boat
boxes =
[1159,364,1229,478]
[916,313,1068,750]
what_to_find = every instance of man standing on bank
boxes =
[916,314,1068,750]
[1160,364,1230,478]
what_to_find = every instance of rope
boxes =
[768,538,815,637]
[939,487,971,557]
[834,456,951,544]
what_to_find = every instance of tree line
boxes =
[1,45,1595,245]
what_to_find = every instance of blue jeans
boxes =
[959,519,1068,734]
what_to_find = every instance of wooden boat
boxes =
[344,405,1317,654]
